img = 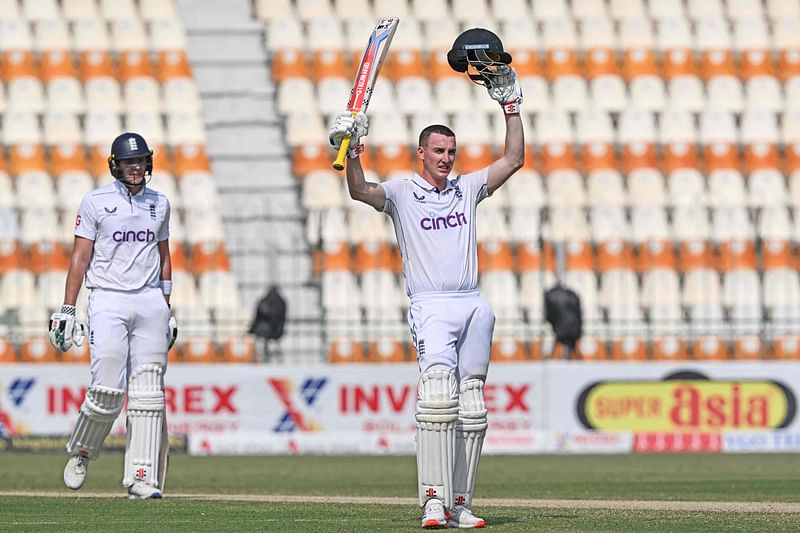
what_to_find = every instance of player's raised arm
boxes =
[328,111,386,210]
[485,67,524,195]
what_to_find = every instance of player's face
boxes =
[119,157,148,184]
[419,133,456,182]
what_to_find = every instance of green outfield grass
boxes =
[1,453,799,532]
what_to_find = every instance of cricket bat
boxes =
[332,16,400,171]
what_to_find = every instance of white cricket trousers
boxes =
[87,287,170,390]
[407,290,496,381]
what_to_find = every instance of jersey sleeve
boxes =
[459,167,491,204]
[74,195,97,240]
[379,179,401,216]
[158,195,171,241]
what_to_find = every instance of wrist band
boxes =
[347,142,364,159]
[61,304,76,315]
[501,100,520,115]
[160,280,172,296]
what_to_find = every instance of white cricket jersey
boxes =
[381,169,490,297]
[75,180,170,291]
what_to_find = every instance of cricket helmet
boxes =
[108,132,153,186]
[446,28,512,85]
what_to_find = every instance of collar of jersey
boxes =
[412,173,456,192]
[113,179,147,198]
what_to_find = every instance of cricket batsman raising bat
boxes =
[329,26,524,529]
[330,17,399,170]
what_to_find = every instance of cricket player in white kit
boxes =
[49,132,176,499]
[329,28,524,529]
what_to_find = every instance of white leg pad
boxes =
[123,364,166,488]
[453,379,488,510]
[66,386,125,460]
[416,369,459,510]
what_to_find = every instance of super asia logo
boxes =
[269,377,327,433]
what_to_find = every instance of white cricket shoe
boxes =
[127,482,162,500]
[63,455,89,490]
[447,506,486,529]
[421,498,447,529]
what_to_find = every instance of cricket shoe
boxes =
[421,498,448,529]
[63,454,89,490]
[127,482,162,500]
[447,506,486,529]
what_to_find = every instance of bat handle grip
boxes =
[332,135,352,171]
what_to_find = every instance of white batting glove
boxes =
[49,305,85,352]
[168,314,178,349]
[328,111,369,152]
[487,66,523,115]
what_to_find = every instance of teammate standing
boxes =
[328,29,524,530]
[49,132,176,499]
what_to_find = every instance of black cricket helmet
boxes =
[108,132,154,184]
[447,28,512,85]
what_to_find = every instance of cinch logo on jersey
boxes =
[112,227,156,242]
[420,211,467,231]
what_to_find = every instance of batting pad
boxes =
[123,364,166,488]
[453,379,488,510]
[66,385,125,459]
[416,369,459,510]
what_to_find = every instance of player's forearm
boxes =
[63,263,87,306]
[345,157,370,201]
[502,113,525,171]
[158,240,172,305]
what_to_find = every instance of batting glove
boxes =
[487,66,523,115]
[328,111,369,151]
[49,305,86,352]
[168,314,178,350]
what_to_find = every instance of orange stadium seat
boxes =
[491,337,528,362]
[151,144,171,175]
[573,336,608,361]
[596,240,635,272]
[328,337,365,363]
[662,49,699,79]
[652,336,689,361]
[78,50,115,81]
[704,142,741,173]
[581,142,617,173]
[313,240,352,274]
[637,240,677,272]
[367,337,406,363]
[678,240,716,273]
[778,50,800,81]
[456,143,493,175]
[429,48,459,80]
[156,50,193,82]
[20,338,59,363]
[181,337,218,363]
[701,49,737,80]
[190,241,231,274]
[623,48,659,79]
[540,142,577,174]
[772,336,800,360]
[585,48,621,79]
[221,336,257,363]
[353,240,394,274]
[622,141,658,174]
[88,144,111,178]
[718,239,757,271]
[29,241,70,275]
[50,144,89,176]
[762,239,794,270]
[167,344,181,363]
[2,50,37,81]
[692,336,729,361]
[386,49,425,81]
[271,49,309,81]
[172,143,210,176]
[740,50,776,79]
[293,143,331,177]
[374,144,413,176]
[528,338,544,361]
[0,338,17,363]
[610,336,648,361]
[170,241,188,272]
[787,144,800,174]
[509,49,543,77]
[478,240,515,273]
[662,142,700,174]
[0,241,26,273]
[39,50,77,81]
[311,50,349,82]
[744,142,780,173]
[545,49,581,80]
[732,335,762,360]
[9,144,47,176]
[117,50,154,82]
